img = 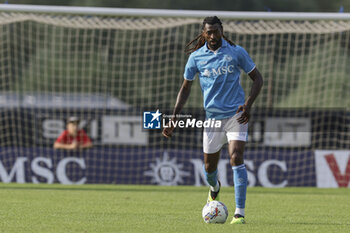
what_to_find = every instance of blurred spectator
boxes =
[54,116,92,150]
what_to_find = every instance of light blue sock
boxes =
[232,164,247,209]
[203,165,218,187]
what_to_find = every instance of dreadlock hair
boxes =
[185,16,235,54]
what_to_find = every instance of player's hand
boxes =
[162,121,175,138]
[236,105,250,124]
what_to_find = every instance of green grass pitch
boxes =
[0,183,349,233]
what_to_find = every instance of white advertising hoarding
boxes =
[315,150,350,188]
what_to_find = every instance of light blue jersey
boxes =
[184,38,256,119]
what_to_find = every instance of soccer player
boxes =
[54,116,92,150]
[162,16,263,224]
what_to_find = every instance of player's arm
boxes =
[173,79,193,121]
[162,79,192,138]
[53,142,78,150]
[237,67,263,124]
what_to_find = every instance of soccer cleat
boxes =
[207,180,221,203]
[230,214,245,224]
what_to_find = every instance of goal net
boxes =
[0,7,349,187]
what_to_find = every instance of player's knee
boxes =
[204,162,217,173]
[230,151,244,166]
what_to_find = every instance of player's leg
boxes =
[229,140,247,224]
[203,125,225,202]
[225,112,248,224]
[204,151,221,202]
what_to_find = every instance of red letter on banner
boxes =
[324,154,350,187]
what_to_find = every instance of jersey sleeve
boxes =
[80,130,92,144]
[183,53,198,81]
[237,46,256,74]
[55,130,68,144]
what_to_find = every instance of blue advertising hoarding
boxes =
[0,147,315,187]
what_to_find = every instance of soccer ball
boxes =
[202,201,228,224]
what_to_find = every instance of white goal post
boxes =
[0,5,349,187]
[1,4,350,19]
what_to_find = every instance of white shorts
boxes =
[203,112,248,154]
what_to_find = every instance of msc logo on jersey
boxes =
[201,65,235,78]
[143,109,162,129]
